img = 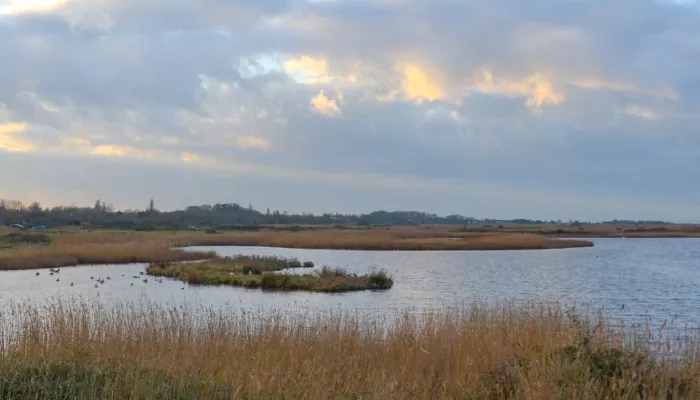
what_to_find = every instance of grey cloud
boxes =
[261,0,699,90]
[2,0,700,220]
[2,151,698,222]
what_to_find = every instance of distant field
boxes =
[474,223,700,238]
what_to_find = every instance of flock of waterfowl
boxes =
[34,268,182,290]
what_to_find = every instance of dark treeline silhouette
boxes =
[0,199,672,230]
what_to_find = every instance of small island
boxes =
[147,255,394,293]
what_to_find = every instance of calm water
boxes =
[1,238,699,326]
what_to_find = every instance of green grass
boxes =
[0,359,244,400]
[147,256,393,292]
[0,232,51,249]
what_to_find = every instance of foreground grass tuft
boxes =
[0,300,698,399]
[147,256,393,292]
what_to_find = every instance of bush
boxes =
[368,270,393,289]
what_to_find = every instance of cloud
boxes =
[90,145,132,157]
[0,122,33,152]
[2,0,700,220]
[402,65,446,102]
[236,135,271,151]
[310,90,341,116]
[473,69,565,111]
[0,0,70,15]
[181,152,202,163]
[0,123,27,135]
[573,79,678,100]
[622,105,659,121]
[284,55,330,83]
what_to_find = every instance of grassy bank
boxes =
[0,300,697,399]
[147,256,393,292]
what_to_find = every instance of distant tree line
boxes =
[0,198,673,230]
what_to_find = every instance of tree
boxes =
[94,199,102,211]
[3,200,25,211]
[148,199,155,213]
[28,202,42,213]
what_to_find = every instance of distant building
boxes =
[32,224,47,229]
[10,224,24,229]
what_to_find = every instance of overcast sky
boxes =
[1,0,699,221]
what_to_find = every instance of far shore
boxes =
[0,227,595,270]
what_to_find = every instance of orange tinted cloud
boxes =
[402,65,446,101]
[474,69,565,110]
[0,123,34,152]
[311,90,341,116]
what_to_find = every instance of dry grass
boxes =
[466,223,700,238]
[0,228,592,270]
[167,230,594,251]
[0,243,215,270]
[0,300,698,399]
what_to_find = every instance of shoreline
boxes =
[0,229,595,270]
[181,240,594,251]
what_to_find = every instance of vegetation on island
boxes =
[147,256,393,292]
[0,300,697,399]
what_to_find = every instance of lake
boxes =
[1,238,699,327]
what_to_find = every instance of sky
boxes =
[1,0,700,222]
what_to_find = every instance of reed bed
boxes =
[0,228,592,270]
[0,243,216,270]
[0,300,698,399]
[169,230,594,251]
[147,257,393,292]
